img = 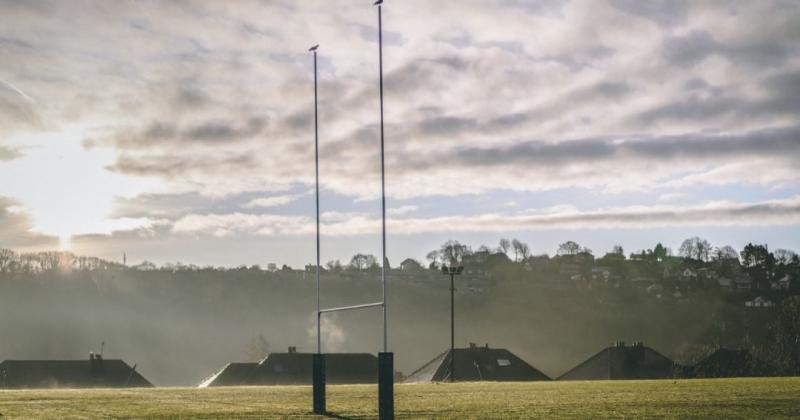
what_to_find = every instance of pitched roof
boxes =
[557,342,675,380]
[250,352,378,385]
[198,362,259,387]
[199,352,379,387]
[0,359,153,389]
[405,346,550,382]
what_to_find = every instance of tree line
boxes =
[1,236,798,276]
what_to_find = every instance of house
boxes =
[559,263,582,277]
[771,275,791,290]
[631,276,657,287]
[591,267,612,282]
[399,258,423,272]
[745,296,775,308]
[249,352,378,385]
[0,354,153,389]
[645,284,664,294]
[557,341,676,380]
[462,250,490,266]
[199,347,378,387]
[733,275,752,291]
[685,348,775,378]
[405,343,550,382]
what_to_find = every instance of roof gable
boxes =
[0,359,153,389]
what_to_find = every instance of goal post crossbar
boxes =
[318,301,383,315]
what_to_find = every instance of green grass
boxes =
[1,378,799,419]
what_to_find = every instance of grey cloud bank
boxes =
[0,0,799,262]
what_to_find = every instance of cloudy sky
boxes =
[1,0,799,267]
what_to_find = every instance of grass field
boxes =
[0,378,799,419]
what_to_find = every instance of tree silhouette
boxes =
[557,241,582,256]
[511,238,530,262]
[498,238,511,256]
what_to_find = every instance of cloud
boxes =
[109,116,268,149]
[166,196,800,238]
[172,212,311,237]
[1,0,800,252]
[0,197,58,249]
[609,0,688,27]
[388,205,418,216]
[0,78,41,135]
[242,194,300,209]
[663,29,795,68]
[108,153,257,180]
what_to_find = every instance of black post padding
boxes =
[378,352,394,420]
[313,353,326,414]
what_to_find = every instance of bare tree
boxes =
[426,250,441,268]
[0,248,17,273]
[439,240,472,266]
[679,237,712,261]
[349,253,377,271]
[325,260,343,272]
[774,249,798,265]
[557,241,582,256]
[713,246,739,261]
[498,238,511,256]
[511,238,530,262]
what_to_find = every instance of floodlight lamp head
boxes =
[456,266,464,275]
[373,0,383,5]
[309,44,319,52]
[441,266,449,275]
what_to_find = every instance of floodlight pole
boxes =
[443,266,463,382]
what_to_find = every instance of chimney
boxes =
[90,352,104,376]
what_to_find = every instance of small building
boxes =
[399,258,423,272]
[745,296,775,308]
[557,341,676,380]
[404,343,550,382]
[771,275,791,290]
[199,347,378,387]
[733,275,752,291]
[0,354,153,389]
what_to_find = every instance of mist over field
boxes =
[2,240,797,386]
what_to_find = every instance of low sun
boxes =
[58,235,72,252]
